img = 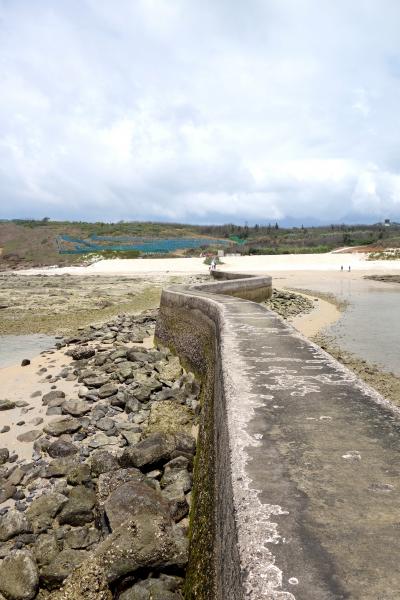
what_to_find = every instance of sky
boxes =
[1,0,400,225]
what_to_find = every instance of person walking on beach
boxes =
[348,265,351,272]
[341,265,343,271]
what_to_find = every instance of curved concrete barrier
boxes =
[155,270,400,600]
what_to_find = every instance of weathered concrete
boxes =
[156,271,400,600]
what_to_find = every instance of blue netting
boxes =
[57,235,229,254]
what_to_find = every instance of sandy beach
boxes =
[19,251,400,276]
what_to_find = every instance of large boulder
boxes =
[26,493,67,533]
[0,510,32,541]
[44,417,81,437]
[33,532,60,567]
[62,400,91,417]
[70,348,95,361]
[119,433,175,469]
[58,486,96,526]
[0,550,39,600]
[47,439,78,458]
[120,432,196,470]
[42,391,65,406]
[94,513,188,583]
[103,481,170,531]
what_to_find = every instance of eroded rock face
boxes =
[0,550,39,600]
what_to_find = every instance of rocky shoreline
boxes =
[0,310,200,599]
[264,288,314,319]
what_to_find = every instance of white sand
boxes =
[20,252,400,277]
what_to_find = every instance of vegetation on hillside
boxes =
[1,218,400,268]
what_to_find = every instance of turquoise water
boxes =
[0,334,56,368]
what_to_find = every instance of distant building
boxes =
[384,219,391,227]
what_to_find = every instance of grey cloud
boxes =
[1,0,400,223]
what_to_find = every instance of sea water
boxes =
[0,334,56,368]
[297,277,400,376]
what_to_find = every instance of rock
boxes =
[26,493,67,533]
[7,467,24,486]
[62,400,91,417]
[58,485,96,526]
[44,417,81,437]
[42,391,65,406]
[0,449,9,465]
[155,356,182,382]
[0,509,32,541]
[0,426,10,434]
[120,430,142,446]
[92,513,188,583]
[161,482,189,522]
[97,468,143,505]
[0,482,17,504]
[65,526,100,550]
[0,399,16,411]
[21,359,31,367]
[40,548,87,590]
[47,439,78,458]
[97,384,118,399]
[131,386,152,402]
[90,450,119,477]
[147,401,193,436]
[0,550,39,600]
[87,433,120,449]
[82,376,109,389]
[161,466,192,493]
[95,417,115,432]
[103,480,170,530]
[120,433,188,468]
[17,430,42,443]
[119,575,183,600]
[43,456,78,478]
[70,348,96,361]
[67,464,91,486]
[45,559,112,600]
[33,532,60,567]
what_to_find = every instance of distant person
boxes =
[211,258,217,271]
[341,265,343,271]
[348,265,351,272]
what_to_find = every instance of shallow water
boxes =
[0,334,56,368]
[292,276,400,376]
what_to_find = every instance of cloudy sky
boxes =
[1,0,400,225]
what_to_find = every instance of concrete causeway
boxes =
[156,271,400,599]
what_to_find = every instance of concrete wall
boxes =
[155,270,400,600]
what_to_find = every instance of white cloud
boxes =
[1,0,400,223]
